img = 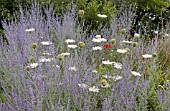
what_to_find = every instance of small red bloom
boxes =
[145,68,148,72]
[103,44,111,49]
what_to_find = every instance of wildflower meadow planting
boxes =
[0,2,170,111]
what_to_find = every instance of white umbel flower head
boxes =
[131,71,141,76]
[39,58,53,63]
[102,60,114,65]
[30,63,38,68]
[95,35,101,39]
[101,82,110,88]
[41,41,53,46]
[69,66,77,72]
[117,49,127,54]
[113,62,122,69]
[134,33,140,38]
[102,75,113,79]
[67,45,77,49]
[113,75,123,81]
[122,40,133,44]
[142,54,153,58]
[92,46,102,50]
[89,86,100,92]
[61,52,70,56]
[97,14,107,18]
[154,31,159,34]
[65,39,75,44]
[92,70,98,73]
[78,83,88,89]
[92,38,107,43]
[42,52,52,56]
[25,28,35,32]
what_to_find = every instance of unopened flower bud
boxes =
[152,53,157,58]
[32,43,37,49]
[78,10,85,16]
[120,29,126,35]
[78,41,85,48]
[30,56,35,63]
[109,38,116,44]
[25,66,30,71]
[132,42,138,47]
[125,48,130,52]
[101,79,107,86]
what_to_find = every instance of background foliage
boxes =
[0,0,170,35]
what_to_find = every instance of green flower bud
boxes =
[25,66,30,71]
[32,43,37,49]
[120,29,126,35]
[125,48,130,52]
[78,10,85,16]
[109,38,116,44]
[152,53,157,58]
[56,54,65,61]
[132,42,138,47]
[101,79,107,86]
[78,41,85,48]
[30,56,35,63]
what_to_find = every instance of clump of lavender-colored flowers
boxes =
[0,3,170,111]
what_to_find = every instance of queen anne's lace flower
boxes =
[102,75,113,79]
[92,46,102,50]
[60,52,70,56]
[113,75,123,81]
[134,33,140,38]
[122,40,132,44]
[113,62,122,69]
[89,86,100,92]
[30,63,38,68]
[117,49,127,53]
[95,35,101,39]
[41,41,53,46]
[97,14,107,18]
[65,39,75,44]
[141,54,153,58]
[67,45,77,49]
[131,71,141,76]
[25,28,35,32]
[92,38,107,43]
[69,66,77,72]
[101,82,110,88]
[39,58,54,63]
[92,70,98,73]
[102,60,114,65]
[78,83,88,89]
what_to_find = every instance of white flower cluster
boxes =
[97,14,107,18]
[92,38,107,43]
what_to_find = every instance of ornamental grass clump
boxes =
[0,2,170,111]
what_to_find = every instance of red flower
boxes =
[103,44,111,49]
[145,68,148,72]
